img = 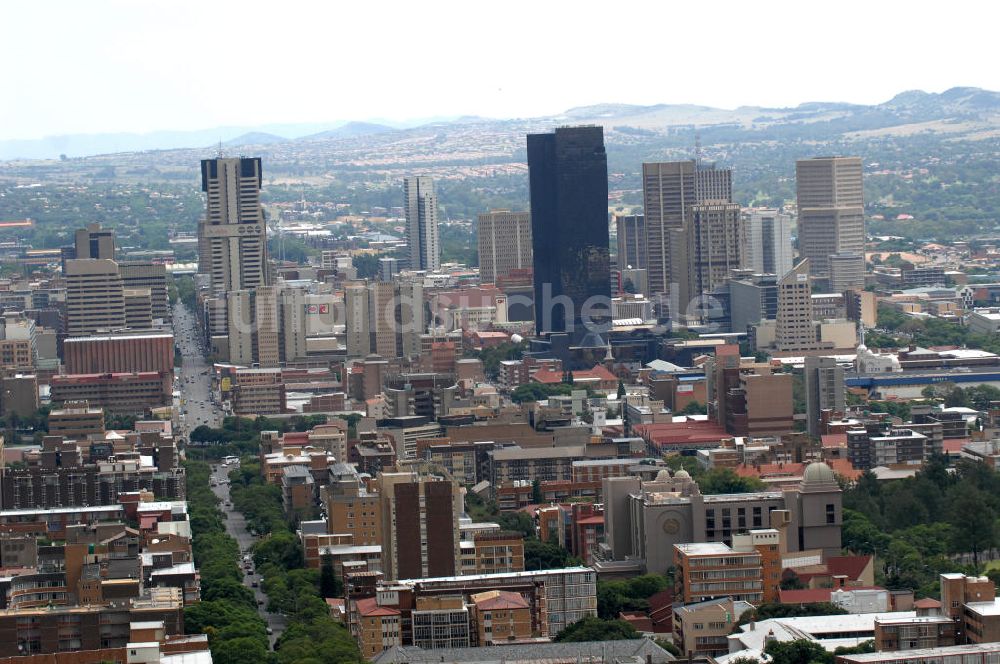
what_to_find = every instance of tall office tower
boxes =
[379,257,400,282]
[118,262,169,321]
[477,209,532,284]
[642,161,733,300]
[344,280,425,359]
[254,285,280,368]
[829,252,866,293]
[64,259,125,336]
[198,157,269,295]
[378,472,461,581]
[527,126,611,336]
[403,176,441,272]
[674,202,744,309]
[615,214,646,270]
[746,209,793,277]
[345,282,371,358]
[225,290,254,366]
[796,157,865,288]
[278,287,307,363]
[74,223,116,260]
[775,259,816,351]
[804,356,846,437]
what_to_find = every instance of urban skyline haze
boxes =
[2,0,998,141]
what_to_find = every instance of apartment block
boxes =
[63,333,174,375]
[64,259,125,336]
[378,472,461,581]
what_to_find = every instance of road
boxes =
[173,303,287,647]
[210,462,288,648]
[172,303,220,440]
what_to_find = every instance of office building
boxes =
[74,223,115,260]
[805,356,846,437]
[64,259,126,336]
[746,208,793,277]
[379,257,400,282]
[615,213,647,271]
[49,371,172,414]
[477,209,532,284]
[796,157,865,288]
[730,273,779,333]
[675,202,744,309]
[198,157,269,294]
[47,401,106,440]
[344,280,424,359]
[642,160,732,300]
[527,126,611,336]
[64,332,174,375]
[830,251,866,293]
[776,259,817,351]
[403,176,440,271]
[118,261,169,321]
[123,288,154,329]
[378,472,461,581]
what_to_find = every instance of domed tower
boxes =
[793,462,842,556]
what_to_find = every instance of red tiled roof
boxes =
[943,439,968,453]
[633,421,729,447]
[822,433,848,449]
[531,368,564,384]
[914,598,942,609]
[356,596,400,617]
[826,555,873,580]
[735,459,861,482]
[472,590,530,610]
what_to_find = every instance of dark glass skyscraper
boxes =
[527,126,611,337]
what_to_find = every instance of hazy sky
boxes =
[4,0,998,140]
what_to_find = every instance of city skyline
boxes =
[2,1,998,141]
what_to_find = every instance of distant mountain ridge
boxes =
[1,87,998,160]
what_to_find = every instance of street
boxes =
[211,461,288,648]
[173,302,221,440]
[173,302,287,647]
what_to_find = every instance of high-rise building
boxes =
[829,251,866,293]
[74,223,115,260]
[730,273,779,334]
[796,157,865,288]
[123,288,153,329]
[674,202,744,309]
[64,259,125,336]
[477,210,532,284]
[804,356,846,437]
[746,209,793,277]
[775,259,816,351]
[615,214,646,271]
[118,261,169,321]
[344,280,425,359]
[403,176,440,272]
[379,257,400,282]
[527,126,611,336]
[642,161,733,299]
[378,472,461,581]
[198,157,269,295]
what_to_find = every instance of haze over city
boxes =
[3,0,999,140]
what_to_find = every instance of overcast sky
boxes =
[4,0,998,140]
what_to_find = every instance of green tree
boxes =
[948,483,996,572]
[319,554,339,598]
[352,254,380,279]
[679,400,707,415]
[531,478,544,504]
[764,638,834,664]
[698,468,766,495]
[553,615,639,643]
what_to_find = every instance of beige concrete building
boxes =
[118,261,169,321]
[75,223,115,260]
[64,259,125,336]
[198,157,269,295]
[478,210,532,285]
[123,288,154,329]
[642,161,732,300]
[679,202,744,307]
[615,213,646,271]
[776,259,819,351]
[796,156,864,288]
